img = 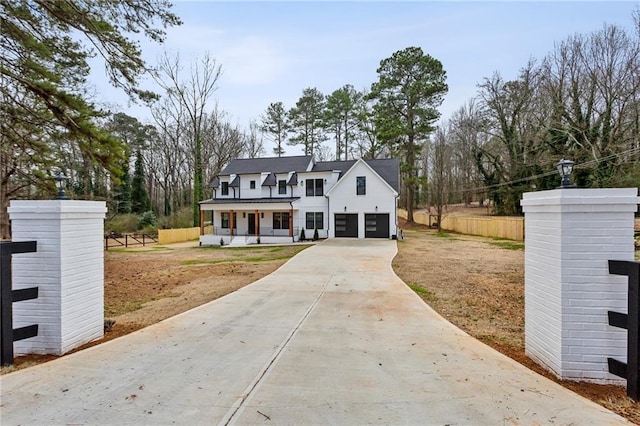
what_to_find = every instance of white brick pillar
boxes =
[8,200,107,356]
[521,188,639,383]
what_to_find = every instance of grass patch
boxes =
[434,231,456,240]
[407,283,437,301]
[489,240,525,250]
[182,245,310,266]
[182,254,297,265]
[243,255,295,262]
[105,300,144,317]
[106,246,173,253]
[181,259,228,265]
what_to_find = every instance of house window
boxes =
[305,178,323,196]
[250,180,256,189]
[356,176,366,195]
[273,212,290,230]
[305,212,324,230]
[278,180,287,195]
[221,212,237,229]
[221,181,229,196]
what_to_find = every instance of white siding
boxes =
[200,158,398,244]
[327,160,397,239]
[295,171,334,239]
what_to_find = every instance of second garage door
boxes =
[365,214,390,238]
[334,214,358,237]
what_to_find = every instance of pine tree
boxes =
[370,47,448,223]
[0,0,180,238]
[114,161,132,213]
[260,102,289,157]
[131,149,149,214]
[288,88,327,156]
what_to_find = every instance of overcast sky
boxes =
[89,1,638,154]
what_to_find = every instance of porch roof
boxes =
[199,197,300,210]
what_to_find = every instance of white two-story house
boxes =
[198,155,400,245]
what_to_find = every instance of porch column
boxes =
[199,210,204,236]
[230,210,234,236]
[289,208,293,238]
[255,210,259,236]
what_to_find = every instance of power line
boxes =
[453,146,640,194]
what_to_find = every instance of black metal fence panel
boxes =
[608,260,640,401]
[0,241,38,365]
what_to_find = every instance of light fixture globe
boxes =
[54,172,70,200]
[556,158,574,189]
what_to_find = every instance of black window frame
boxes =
[249,180,256,189]
[356,176,366,195]
[221,181,229,196]
[273,211,290,230]
[221,212,237,229]
[305,178,323,196]
[278,179,287,195]
[315,179,323,196]
[306,212,324,230]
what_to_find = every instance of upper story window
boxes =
[250,180,256,189]
[278,180,287,195]
[221,181,229,196]
[356,176,366,195]
[306,178,323,196]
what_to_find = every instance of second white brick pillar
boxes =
[521,188,639,383]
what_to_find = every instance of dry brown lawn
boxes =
[393,218,639,423]
[2,243,310,373]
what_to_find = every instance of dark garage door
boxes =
[335,214,358,237]
[365,214,390,238]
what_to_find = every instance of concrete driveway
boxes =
[0,240,628,425]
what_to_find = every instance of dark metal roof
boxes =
[229,175,240,188]
[215,156,399,193]
[312,160,355,173]
[221,156,313,175]
[262,172,276,186]
[200,197,300,205]
[209,176,220,188]
[314,158,400,192]
[365,158,400,192]
[287,172,298,186]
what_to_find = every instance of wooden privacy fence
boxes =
[399,209,525,241]
[158,226,213,245]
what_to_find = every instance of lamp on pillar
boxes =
[54,172,70,200]
[556,158,574,189]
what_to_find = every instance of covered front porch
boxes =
[199,198,300,246]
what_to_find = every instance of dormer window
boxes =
[250,180,256,189]
[221,182,229,196]
[278,180,286,194]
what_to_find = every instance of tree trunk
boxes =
[0,187,10,239]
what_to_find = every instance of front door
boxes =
[248,213,257,235]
